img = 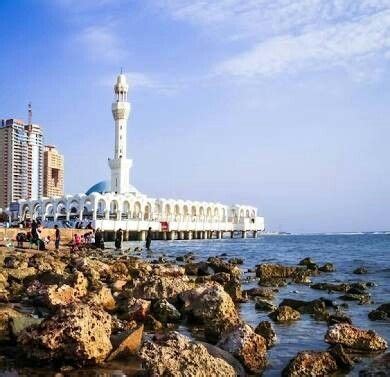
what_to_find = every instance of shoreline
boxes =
[0,237,387,376]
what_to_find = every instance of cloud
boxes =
[76,25,126,62]
[154,0,390,80]
[217,9,390,79]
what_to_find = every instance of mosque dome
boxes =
[85,180,110,195]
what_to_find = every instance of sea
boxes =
[2,233,389,376]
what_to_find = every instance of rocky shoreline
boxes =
[0,244,387,376]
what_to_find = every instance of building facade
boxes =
[17,74,265,237]
[0,119,43,209]
[43,145,64,197]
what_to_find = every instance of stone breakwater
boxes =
[0,245,387,376]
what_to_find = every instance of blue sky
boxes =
[1,0,390,233]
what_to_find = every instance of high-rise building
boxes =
[0,119,44,209]
[43,145,64,197]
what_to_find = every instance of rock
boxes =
[327,313,353,326]
[211,273,243,302]
[282,351,338,376]
[254,298,277,312]
[10,315,42,337]
[256,263,299,279]
[144,314,163,331]
[339,293,371,304]
[179,283,241,342]
[255,321,277,348]
[87,287,116,311]
[18,303,112,365]
[111,279,127,292]
[185,262,213,276]
[228,258,244,265]
[0,306,37,342]
[325,324,388,351]
[152,299,181,323]
[269,306,301,322]
[217,324,267,374]
[71,271,89,298]
[279,298,327,314]
[107,324,143,361]
[139,332,236,376]
[7,267,37,282]
[207,257,241,277]
[318,263,335,272]
[127,274,194,300]
[354,267,368,274]
[359,352,390,376]
[329,344,355,369]
[368,303,390,321]
[298,257,315,266]
[244,287,276,300]
[45,284,78,308]
[311,282,349,292]
[200,342,246,376]
[259,277,288,287]
[118,297,151,321]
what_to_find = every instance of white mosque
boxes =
[17,74,265,240]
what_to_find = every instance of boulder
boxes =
[18,303,112,365]
[152,299,181,323]
[10,315,42,337]
[185,262,213,276]
[179,283,241,342]
[117,297,151,321]
[339,293,371,304]
[207,257,241,277]
[318,263,335,272]
[279,298,327,314]
[244,287,276,300]
[259,277,288,287]
[255,321,277,348]
[127,274,194,300]
[107,324,143,361]
[138,332,236,376]
[327,313,353,326]
[298,257,318,270]
[211,273,243,302]
[217,324,268,374]
[269,306,301,322]
[87,287,116,311]
[282,351,338,376]
[228,258,244,265]
[0,306,37,342]
[7,267,37,282]
[256,263,299,279]
[325,324,388,351]
[354,267,368,274]
[311,282,349,292]
[368,303,390,321]
[254,298,277,312]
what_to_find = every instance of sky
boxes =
[0,0,390,233]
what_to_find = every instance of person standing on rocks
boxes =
[54,225,60,251]
[146,227,152,251]
[115,228,123,250]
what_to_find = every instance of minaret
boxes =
[108,73,133,193]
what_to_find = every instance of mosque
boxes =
[17,74,265,240]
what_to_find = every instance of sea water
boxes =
[127,233,390,376]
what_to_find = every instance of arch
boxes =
[164,203,171,220]
[191,205,197,221]
[56,201,67,218]
[222,207,227,221]
[251,210,256,218]
[68,200,80,219]
[122,200,131,219]
[245,209,250,218]
[239,209,245,219]
[144,202,152,220]
[82,198,93,220]
[206,207,212,221]
[133,201,142,219]
[109,199,119,219]
[154,202,162,221]
[22,204,31,220]
[183,205,189,221]
[174,204,181,221]
[199,207,205,220]
[213,207,220,221]
[97,199,106,219]
[33,203,43,220]
[44,202,55,219]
